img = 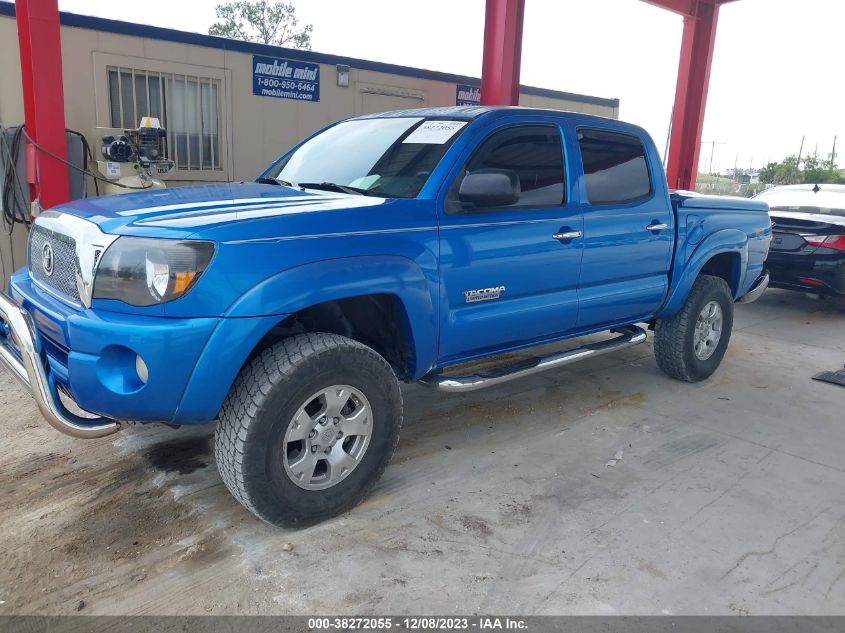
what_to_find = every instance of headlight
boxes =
[93,237,215,306]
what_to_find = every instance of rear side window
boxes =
[448,125,565,211]
[577,129,652,204]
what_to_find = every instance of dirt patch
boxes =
[144,435,212,475]
[392,396,524,464]
[585,392,644,413]
[638,559,669,581]
[500,501,533,523]
[0,432,229,614]
[459,515,493,540]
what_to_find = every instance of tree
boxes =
[757,162,778,185]
[757,155,845,186]
[772,156,802,185]
[209,1,313,49]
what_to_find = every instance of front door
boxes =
[437,122,583,363]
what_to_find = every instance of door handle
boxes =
[553,230,582,240]
[646,222,669,231]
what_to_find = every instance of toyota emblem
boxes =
[42,243,55,277]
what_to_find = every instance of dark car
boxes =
[754,184,845,296]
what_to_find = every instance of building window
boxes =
[107,68,221,171]
[577,128,652,204]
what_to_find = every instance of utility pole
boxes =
[797,135,805,165]
[702,140,726,175]
[832,136,838,171]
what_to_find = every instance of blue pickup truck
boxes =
[0,106,770,526]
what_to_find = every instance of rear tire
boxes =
[215,333,403,528]
[654,274,734,382]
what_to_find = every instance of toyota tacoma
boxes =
[0,107,771,527]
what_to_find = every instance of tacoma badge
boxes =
[464,286,506,303]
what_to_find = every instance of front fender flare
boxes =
[227,255,439,378]
[657,229,748,318]
[173,256,438,425]
[226,255,438,376]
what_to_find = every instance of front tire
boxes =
[654,274,734,382]
[215,333,403,528]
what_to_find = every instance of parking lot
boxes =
[1,288,843,616]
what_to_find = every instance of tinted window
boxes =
[449,125,565,211]
[578,129,652,204]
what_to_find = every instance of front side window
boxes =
[448,125,565,212]
[264,117,467,198]
[108,68,221,171]
[577,128,652,204]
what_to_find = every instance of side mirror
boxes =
[458,169,520,208]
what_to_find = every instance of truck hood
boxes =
[51,182,386,237]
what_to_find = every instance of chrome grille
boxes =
[29,224,80,303]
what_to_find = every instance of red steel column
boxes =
[480,0,525,106]
[15,0,69,210]
[665,0,721,190]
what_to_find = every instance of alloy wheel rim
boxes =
[693,300,723,361]
[282,385,373,490]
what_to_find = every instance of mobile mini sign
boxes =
[455,83,480,106]
[252,55,320,102]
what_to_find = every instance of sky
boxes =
[57,0,844,174]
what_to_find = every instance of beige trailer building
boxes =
[0,2,618,282]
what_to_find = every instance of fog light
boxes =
[135,355,149,384]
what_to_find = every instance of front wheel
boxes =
[654,274,734,382]
[215,333,403,527]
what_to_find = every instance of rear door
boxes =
[572,127,673,328]
[437,120,583,362]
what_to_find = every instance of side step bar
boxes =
[420,325,648,393]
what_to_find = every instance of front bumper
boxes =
[2,271,222,435]
[0,290,120,438]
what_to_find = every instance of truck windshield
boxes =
[263,117,467,198]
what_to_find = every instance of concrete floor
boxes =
[0,289,843,615]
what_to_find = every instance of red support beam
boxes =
[15,0,69,210]
[480,0,525,106]
[640,0,696,15]
[661,0,729,190]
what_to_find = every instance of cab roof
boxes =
[350,105,617,123]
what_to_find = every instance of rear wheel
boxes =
[654,274,734,382]
[215,333,403,527]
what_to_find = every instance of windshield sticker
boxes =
[402,121,467,145]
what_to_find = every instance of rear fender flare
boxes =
[657,229,748,317]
